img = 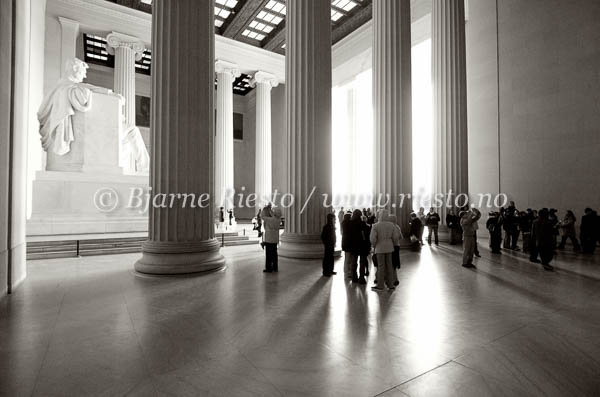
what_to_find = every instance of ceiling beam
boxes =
[262,25,285,51]
[332,1,372,45]
[223,0,269,39]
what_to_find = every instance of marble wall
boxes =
[467,0,600,214]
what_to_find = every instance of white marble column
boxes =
[214,60,240,211]
[135,0,224,275]
[250,71,278,208]
[433,0,469,226]
[106,32,145,127]
[58,17,79,76]
[279,0,332,259]
[372,0,413,236]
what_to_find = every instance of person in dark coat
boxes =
[409,213,422,252]
[531,209,555,271]
[520,209,533,253]
[486,211,503,254]
[321,213,337,277]
[446,209,462,245]
[425,207,441,245]
[558,210,581,251]
[503,205,520,250]
[341,212,354,280]
[345,210,369,283]
[580,208,598,254]
[548,209,560,252]
[460,208,481,268]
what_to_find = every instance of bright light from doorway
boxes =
[331,39,433,210]
[412,39,433,210]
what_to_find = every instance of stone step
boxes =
[27,234,260,260]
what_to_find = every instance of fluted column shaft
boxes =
[135,0,224,275]
[432,0,469,224]
[373,0,413,235]
[106,32,144,127]
[250,71,278,208]
[279,0,332,259]
[215,60,239,211]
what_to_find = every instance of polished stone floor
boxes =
[2,242,600,396]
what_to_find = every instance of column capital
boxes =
[215,60,241,78]
[58,16,79,33]
[250,71,279,88]
[106,32,145,61]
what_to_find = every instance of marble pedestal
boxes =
[29,91,149,237]
[27,171,148,236]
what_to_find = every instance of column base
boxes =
[279,233,341,259]
[135,239,225,275]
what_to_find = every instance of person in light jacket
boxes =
[460,208,481,268]
[370,210,401,291]
[261,206,282,273]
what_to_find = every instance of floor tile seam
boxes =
[202,313,287,397]
[122,290,162,397]
[372,359,454,396]
[30,289,67,396]
[451,360,542,396]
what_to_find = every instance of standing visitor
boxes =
[409,213,423,252]
[388,215,402,286]
[580,208,598,254]
[425,207,441,245]
[460,208,481,268]
[557,210,581,251]
[341,213,353,280]
[532,208,555,271]
[446,209,462,245]
[338,207,345,226]
[261,206,282,273]
[520,210,532,252]
[321,213,337,277]
[417,207,426,244]
[370,210,401,291]
[486,211,503,254]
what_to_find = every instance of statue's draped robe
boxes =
[123,125,150,174]
[37,79,92,155]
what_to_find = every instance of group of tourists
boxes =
[257,200,600,284]
[486,204,599,270]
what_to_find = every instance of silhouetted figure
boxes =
[321,213,337,277]
[460,208,481,268]
[341,212,353,280]
[338,207,345,226]
[425,207,440,245]
[532,209,555,271]
[344,210,370,284]
[548,209,560,252]
[486,211,503,254]
[520,210,533,252]
[503,204,520,250]
[417,207,426,244]
[580,208,598,254]
[409,213,422,252]
[446,209,462,245]
[558,210,581,251]
[388,215,402,287]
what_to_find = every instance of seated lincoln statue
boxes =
[37,58,115,156]
[37,58,150,175]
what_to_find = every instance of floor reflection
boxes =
[2,243,600,396]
